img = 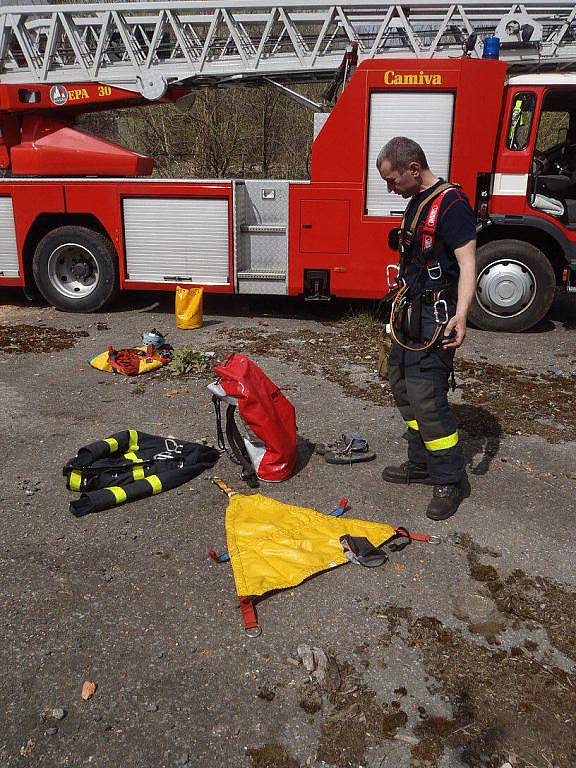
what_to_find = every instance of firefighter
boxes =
[377,136,477,520]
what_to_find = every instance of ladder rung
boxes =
[238,270,286,280]
[240,224,286,234]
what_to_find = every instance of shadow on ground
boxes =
[455,404,501,477]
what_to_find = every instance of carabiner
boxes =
[387,263,401,289]
[433,299,449,325]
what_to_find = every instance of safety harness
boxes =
[388,182,458,352]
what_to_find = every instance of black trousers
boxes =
[388,329,464,485]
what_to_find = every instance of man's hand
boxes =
[442,314,467,349]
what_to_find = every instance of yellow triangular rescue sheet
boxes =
[225,493,397,598]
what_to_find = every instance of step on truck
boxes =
[1,2,576,331]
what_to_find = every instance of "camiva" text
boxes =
[384,71,442,85]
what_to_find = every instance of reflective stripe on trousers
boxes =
[388,342,464,485]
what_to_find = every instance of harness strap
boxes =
[107,345,170,375]
[340,527,441,566]
[239,597,261,637]
[389,283,444,352]
[392,526,441,545]
[212,396,258,487]
[208,550,230,563]
[212,395,229,455]
[400,182,453,253]
[225,405,260,488]
[391,185,460,352]
[340,535,389,567]
[329,498,349,517]
[421,187,458,258]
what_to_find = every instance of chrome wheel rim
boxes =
[47,243,100,299]
[476,258,536,318]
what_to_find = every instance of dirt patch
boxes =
[246,744,299,768]
[495,570,576,662]
[455,533,576,662]
[315,661,409,768]
[453,533,501,560]
[217,321,576,442]
[469,562,499,584]
[299,682,322,714]
[0,324,88,354]
[377,609,576,768]
[368,537,576,766]
[257,687,276,702]
[455,357,575,442]
[216,323,394,407]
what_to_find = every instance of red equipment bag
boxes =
[209,354,297,484]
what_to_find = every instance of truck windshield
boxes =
[507,93,536,151]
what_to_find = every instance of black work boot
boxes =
[426,477,470,521]
[381,461,434,485]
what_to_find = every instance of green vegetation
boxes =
[168,348,212,377]
[343,305,384,333]
[78,84,322,180]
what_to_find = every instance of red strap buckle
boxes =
[239,597,261,637]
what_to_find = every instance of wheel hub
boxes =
[71,261,91,279]
[476,259,536,318]
[47,243,99,299]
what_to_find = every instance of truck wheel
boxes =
[32,226,118,312]
[469,239,556,332]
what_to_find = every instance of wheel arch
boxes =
[22,214,116,288]
[470,236,556,331]
[479,218,571,284]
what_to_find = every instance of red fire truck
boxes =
[1,2,576,331]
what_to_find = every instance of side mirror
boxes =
[388,227,401,252]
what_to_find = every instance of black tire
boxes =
[32,225,118,313]
[469,239,556,332]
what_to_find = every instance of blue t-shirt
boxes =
[402,180,477,294]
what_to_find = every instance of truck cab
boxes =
[294,60,576,332]
[473,74,576,330]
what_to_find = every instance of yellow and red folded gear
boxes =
[88,344,170,376]
[210,478,439,636]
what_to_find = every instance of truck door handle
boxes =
[302,224,312,229]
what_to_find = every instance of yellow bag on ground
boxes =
[175,285,204,329]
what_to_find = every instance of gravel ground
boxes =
[0,290,575,768]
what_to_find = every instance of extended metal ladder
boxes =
[3,2,576,97]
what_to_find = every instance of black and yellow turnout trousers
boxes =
[388,320,464,485]
[64,429,219,517]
